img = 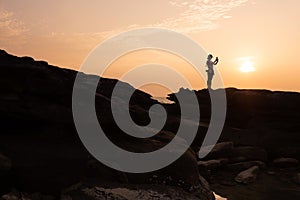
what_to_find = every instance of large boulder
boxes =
[234,166,260,184]
[0,50,214,198]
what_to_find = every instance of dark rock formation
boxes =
[168,87,300,161]
[0,50,213,199]
[1,49,300,199]
[166,86,300,199]
[1,181,214,200]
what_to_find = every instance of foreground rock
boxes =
[169,88,300,161]
[0,50,213,198]
[1,50,300,199]
[234,166,260,184]
[65,185,209,200]
[1,181,215,200]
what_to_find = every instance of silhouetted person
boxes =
[206,54,219,89]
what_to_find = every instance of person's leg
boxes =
[207,73,212,89]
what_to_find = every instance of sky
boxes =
[1,0,300,96]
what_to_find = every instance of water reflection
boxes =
[214,192,227,200]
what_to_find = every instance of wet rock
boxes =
[230,146,268,162]
[234,166,260,184]
[227,160,266,171]
[272,157,299,168]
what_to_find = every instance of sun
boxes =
[239,60,255,73]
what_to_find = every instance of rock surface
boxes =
[0,50,213,198]
[234,166,260,184]
[1,181,215,200]
[272,157,299,168]
[1,50,300,199]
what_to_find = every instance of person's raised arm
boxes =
[214,57,219,65]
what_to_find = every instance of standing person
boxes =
[206,54,219,89]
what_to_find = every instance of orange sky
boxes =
[1,0,300,96]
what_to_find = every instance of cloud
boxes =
[0,8,28,48]
[43,28,126,53]
[49,0,250,48]
[154,0,249,33]
[37,0,250,67]
[0,1,250,68]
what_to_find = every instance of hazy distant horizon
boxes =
[3,48,299,98]
[1,0,300,95]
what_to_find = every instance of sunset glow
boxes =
[1,0,299,94]
[239,60,255,73]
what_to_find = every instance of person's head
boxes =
[207,54,213,60]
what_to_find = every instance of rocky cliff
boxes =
[0,50,213,199]
[0,49,299,200]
